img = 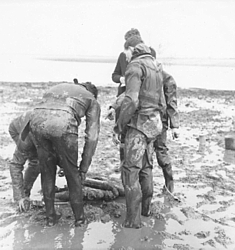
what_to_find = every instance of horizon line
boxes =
[37,56,235,67]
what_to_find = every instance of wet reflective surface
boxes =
[1,137,235,250]
[1,85,235,249]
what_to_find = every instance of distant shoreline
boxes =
[38,56,235,67]
[1,82,235,94]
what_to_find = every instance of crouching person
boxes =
[9,111,40,212]
[21,82,100,227]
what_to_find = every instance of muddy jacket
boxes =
[9,111,32,143]
[112,66,179,131]
[27,83,101,173]
[161,69,179,130]
[114,44,166,139]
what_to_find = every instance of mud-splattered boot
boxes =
[71,202,87,227]
[44,196,62,227]
[141,196,152,217]
[162,164,174,193]
[46,212,62,227]
[123,185,143,229]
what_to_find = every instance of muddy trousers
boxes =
[121,127,154,228]
[119,133,126,165]
[9,137,39,201]
[153,129,174,191]
[32,129,84,223]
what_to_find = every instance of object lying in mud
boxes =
[55,178,125,202]
[163,184,181,202]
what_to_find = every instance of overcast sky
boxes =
[0,0,235,59]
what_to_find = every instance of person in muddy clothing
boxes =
[153,65,179,193]
[110,30,179,193]
[111,28,141,171]
[9,111,40,211]
[109,66,179,193]
[113,35,166,228]
[21,82,100,227]
[111,28,158,172]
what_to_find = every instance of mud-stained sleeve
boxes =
[8,121,19,143]
[9,147,27,201]
[162,70,179,128]
[79,100,101,173]
[114,62,142,134]
[110,93,125,111]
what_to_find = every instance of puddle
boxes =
[1,85,235,249]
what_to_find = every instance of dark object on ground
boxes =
[55,178,124,202]
[225,133,235,151]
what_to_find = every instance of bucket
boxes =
[225,134,235,151]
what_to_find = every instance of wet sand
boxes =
[0,82,235,249]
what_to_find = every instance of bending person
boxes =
[21,82,100,227]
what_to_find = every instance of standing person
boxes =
[110,34,179,193]
[153,66,179,193]
[112,28,141,97]
[111,28,142,171]
[21,82,100,227]
[114,35,166,228]
[9,111,40,212]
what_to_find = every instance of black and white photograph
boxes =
[0,0,235,249]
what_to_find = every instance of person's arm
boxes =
[162,70,179,129]
[9,145,30,211]
[112,53,126,84]
[114,62,142,134]
[8,120,19,143]
[106,93,125,121]
[79,100,101,174]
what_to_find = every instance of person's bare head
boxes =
[124,28,141,41]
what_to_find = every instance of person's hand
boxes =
[171,128,179,140]
[79,171,86,185]
[18,197,30,212]
[105,108,115,121]
[120,77,125,85]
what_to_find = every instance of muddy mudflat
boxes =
[0,82,235,250]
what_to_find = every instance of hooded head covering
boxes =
[79,82,98,99]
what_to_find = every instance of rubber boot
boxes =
[162,164,174,193]
[46,212,62,227]
[123,185,143,229]
[71,202,87,227]
[23,163,40,197]
[44,197,62,226]
[141,196,152,217]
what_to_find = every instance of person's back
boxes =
[116,43,165,139]
[27,82,100,227]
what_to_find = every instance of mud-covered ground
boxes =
[0,82,235,250]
